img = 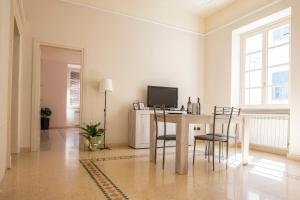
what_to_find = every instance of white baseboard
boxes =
[249,144,287,156]
[287,153,300,161]
[109,143,128,148]
[7,155,12,169]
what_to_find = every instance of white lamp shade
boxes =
[99,78,113,92]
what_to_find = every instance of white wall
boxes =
[20,0,204,147]
[289,0,300,158]
[0,0,11,182]
[204,0,300,157]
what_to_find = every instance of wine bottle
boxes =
[197,97,201,115]
[187,97,192,114]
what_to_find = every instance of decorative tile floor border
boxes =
[81,153,300,200]
[81,154,149,162]
[80,159,129,200]
[80,153,199,200]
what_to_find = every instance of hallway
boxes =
[0,129,107,199]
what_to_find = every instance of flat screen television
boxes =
[147,86,178,108]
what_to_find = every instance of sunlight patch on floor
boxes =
[247,191,260,200]
[250,159,286,181]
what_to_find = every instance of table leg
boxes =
[207,123,214,155]
[175,118,189,175]
[150,115,156,163]
[240,117,249,165]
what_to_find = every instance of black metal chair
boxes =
[153,105,176,169]
[193,106,240,171]
[207,107,241,158]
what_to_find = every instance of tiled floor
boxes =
[0,128,300,200]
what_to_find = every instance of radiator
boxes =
[246,114,289,150]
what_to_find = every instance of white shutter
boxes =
[69,71,80,108]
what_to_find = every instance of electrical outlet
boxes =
[194,127,201,131]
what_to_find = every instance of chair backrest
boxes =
[153,105,167,138]
[212,106,240,139]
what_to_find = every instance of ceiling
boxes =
[59,0,237,32]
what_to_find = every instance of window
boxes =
[67,65,81,109]
[69,71,80,108]
[241,20,290,107]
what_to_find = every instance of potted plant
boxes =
[40,107,52,130]
[80,122,104,151]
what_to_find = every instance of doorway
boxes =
[38,45,83,149]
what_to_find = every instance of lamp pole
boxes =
[101,90,111,149]
[103,90,107,149]
[99,78,112,150]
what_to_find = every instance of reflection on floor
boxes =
[0,128,300,200]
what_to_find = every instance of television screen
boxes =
[147,86,178,108]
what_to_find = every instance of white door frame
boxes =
[6,0,26,170]
[31,40,86,151]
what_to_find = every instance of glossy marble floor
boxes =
[0,128,300,200]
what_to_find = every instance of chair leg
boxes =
[212,141,215,171]
[219,142,221,163]
[205,143,207,159]
[193,140,196,165]
[154,140,157,164]
[208,141,210,162]
[162,140,166,169]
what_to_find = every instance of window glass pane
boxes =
[268,65,288,86]
[245,52,262,71]
[246,34,263,53]
[268,24,289,47]
[249,70,262,88]
[249,88,262,105]
[245,89,250,105]
[268,44,289,66]
[268,87,288,104]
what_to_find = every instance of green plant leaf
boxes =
[80,122,103,139]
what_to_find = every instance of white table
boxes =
[149,114,248,175]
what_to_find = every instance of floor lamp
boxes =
[99,78,113,150]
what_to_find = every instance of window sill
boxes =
[240,106,290,114]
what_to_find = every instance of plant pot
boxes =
[41,117,50,130]
[88,136,102,151]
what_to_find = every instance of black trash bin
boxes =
[40,108,52,130]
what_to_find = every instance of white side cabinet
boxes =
[128,110,194,149]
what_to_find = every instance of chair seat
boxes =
[194,134,227,142]
[206,133,236,139]
[157,134,176,140]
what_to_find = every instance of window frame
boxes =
[240,17,291,109]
